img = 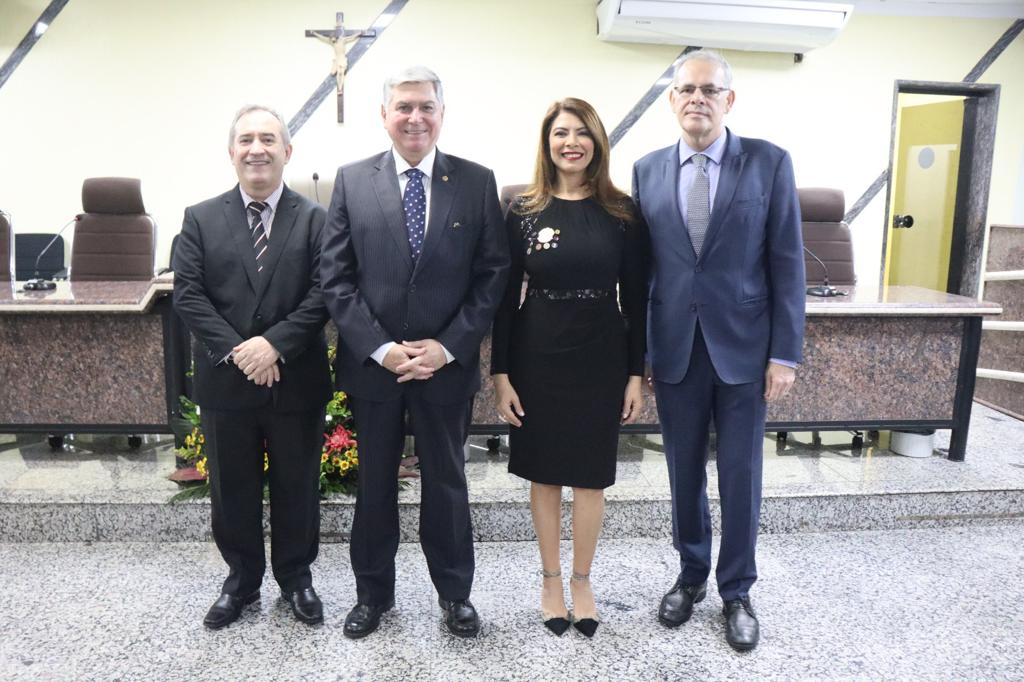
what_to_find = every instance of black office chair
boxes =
[15,233,66,281]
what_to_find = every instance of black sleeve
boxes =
[489,207,526,375]
[619,207,650,377]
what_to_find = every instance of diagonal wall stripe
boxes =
[843,18,1024,224]
[288,0,410,137]
[0,0,71,92]
[609,47,698,148]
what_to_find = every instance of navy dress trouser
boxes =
[347,392,475,607]
[654,323,766,601]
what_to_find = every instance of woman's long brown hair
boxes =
[515,97,633,222]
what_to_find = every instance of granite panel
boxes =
[978,329,1024,373]
[0,312,166,425]
[986,224,1024,272]
[768,316,961,423]
[476,289,992,427]
[975,377,1024,419]
[981,279,1024,320]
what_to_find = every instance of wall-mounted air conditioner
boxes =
[596,0,855,54]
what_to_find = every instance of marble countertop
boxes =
[1,278,998,317]
[806,285,1002,316]
[0,275,173,313]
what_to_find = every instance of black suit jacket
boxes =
[172,184,333,411]
[321,149,509,404]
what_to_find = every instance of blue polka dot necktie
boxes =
[403,168,427,261]
[247,200,269,274]
[686,153,710,257]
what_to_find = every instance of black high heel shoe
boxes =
[541,569,571,636]
[571,572,600,638]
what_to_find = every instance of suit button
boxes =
[410,285,416,292]
[690,304,697,312]
[403,323,409,330]
[255,314,263,321]
[695,266,703,273]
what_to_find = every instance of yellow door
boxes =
[885,96,965,291]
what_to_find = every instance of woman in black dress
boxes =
[491,98,648,637]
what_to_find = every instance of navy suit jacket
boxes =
[632,130,805,385]
[172,184,333,411]
[321,149,510,404]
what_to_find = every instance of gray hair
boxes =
[382,65,444,107]
[228,104,291,148]
[675,49,733,89]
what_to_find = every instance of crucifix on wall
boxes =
[306,12,374,123]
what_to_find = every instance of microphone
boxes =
[803,245,846,298]
[312,172,320,204]
[23,216,78,291]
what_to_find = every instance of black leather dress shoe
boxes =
[438,597,480,638]
[342,600,394,639]
[658,577,706,627]
[723,597,759,651]
[203,590,260,630]
[282,587,323,625]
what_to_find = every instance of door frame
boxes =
[880,80,1000,296]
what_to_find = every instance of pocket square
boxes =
[451,221,462,229]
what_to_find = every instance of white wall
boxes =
[1,0,1021,288]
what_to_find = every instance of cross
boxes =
[306,12,374,123]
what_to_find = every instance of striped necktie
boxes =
[686,153,710,257]
[247,201,269,274]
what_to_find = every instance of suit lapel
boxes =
[371,152,414,268]
[223,188,258,294]
[652,146,693,262]
[254,185,299,304]
[701,130,746,262]
[413,150,455,278]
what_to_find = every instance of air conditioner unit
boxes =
[596,0,854,54]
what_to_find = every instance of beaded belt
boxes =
[526,288,615,300]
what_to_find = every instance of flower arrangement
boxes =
[169,380,360,502]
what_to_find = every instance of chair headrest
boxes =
[82,177,146,214]
[798,187,845,223]
[500,184,529,207]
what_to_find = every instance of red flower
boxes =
[325,425,357,453]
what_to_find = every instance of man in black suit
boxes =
[173,105,332,629]
[321,66,509,639]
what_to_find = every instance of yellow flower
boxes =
[196,458,207,477]
[332,457,342,468]
[340,460,350,473]
[263,452,270,472]
[321,453,328,463]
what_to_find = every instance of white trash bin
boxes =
[890,430,935,458]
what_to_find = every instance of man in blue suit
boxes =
[632,50,805,651]
[321,66,509,639]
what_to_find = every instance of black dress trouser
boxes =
[202,406,324,596]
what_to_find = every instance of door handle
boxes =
[892,214,914,229]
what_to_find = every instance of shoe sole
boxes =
[342,601,394,640]
[727,638,758,652]
[657,589,706,628]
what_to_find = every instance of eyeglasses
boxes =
[673,85,730,99]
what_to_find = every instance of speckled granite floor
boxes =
[1,523,1022,681]
[1,403,1023,541]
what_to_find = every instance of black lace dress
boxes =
[490,196,648,489]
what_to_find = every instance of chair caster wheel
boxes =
[128,435,142,449]
[47,435,65,451]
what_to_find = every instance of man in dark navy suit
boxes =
[632,51,806,651]
[173,105,332,629]
[321,66,509,639]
